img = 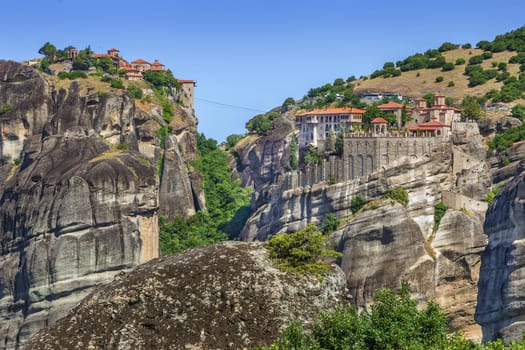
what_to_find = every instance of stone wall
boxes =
[442,191,488,213]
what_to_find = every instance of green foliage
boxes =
[469,55,484,65]
[351,196,366,213]
[265,224,342,275]
[225,133,245,149]
[462,96,483,120]
[439,42,459,52]
[486,184,504,204]
[110,79,124,89]
[502,154,510,166]
[160,133,252,255]
[441,62,455,71]
[0,103,13,116]
[282,97,295,107]
[115,143,128,150]
[512,104,525,120]
[384,187,409,207]
[39,57,51,72]
[143,69,180,89]
[72,47,93,71]
[38,42,57,58]
[498,62,508,71]
[334,128,344,156]
[448,81,455,87]
[304,145,322,165]
[488,122,525,153]
[245,112,278,136]
[93,56,114,73]
[435,76,444,83]
[423,92,435,107]
[434,202,448,232]
[482,51,494,60]
[289,136,298,170]
[320,213,339,234]
[261,283,461,350]
[324,129,336,153]
[455,58,466,65]
[13,158,21,166]
[127,85,143,99]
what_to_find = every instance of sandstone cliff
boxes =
[0,61,199,349]
[241,123,490,340]
[25,241,346,350]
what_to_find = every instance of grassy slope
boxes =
[354,48,524,105]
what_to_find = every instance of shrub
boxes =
[448,81,455,87]
[433,202,448,232]
[266,224,342,274]
[512,104,525,120]
[57,71,69,79]
[320,213,339,234]
[468,55,484,65]
[486,184,504,204]
[438,42,458,52]
[482,51,493,60]
[384,187,409,206]
[441,62,455,71]
[13,158,21,166]
[435,76,444,83]
[69,70,87,79]
[462,43,472,49]
[115,143,128,150]
[289,136,298,170]
[455,58,466,65]
[351,196,366,213]
[110,79,124,89]
[127,85,143,99]
[0,103,13,116]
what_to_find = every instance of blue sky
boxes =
[1,0,524,141]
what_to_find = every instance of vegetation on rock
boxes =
[159,133,251,255]
[266,224,342,275]
[259,282,525,349]
[383,187,409,207]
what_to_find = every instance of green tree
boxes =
[438,42,458,52]
[351,196,366,213]
[434,202,448,232]
[225,133,244,149]
[423,92,435,107]
[320,213,339,234]
[38,42,56,59]
[455,58,466,65]
[265,224,342,274]
[94,56,114,73]
[304,145,322,165]
[324,129,336,153]
[289,135,298,170]
[512,104,525,120]
[335,127,345,156]
[435,76,444,83]
[462,96,483,120]
[441,62,455,71]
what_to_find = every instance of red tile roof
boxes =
[377,102,404,110]
[419,119,449,127]
[126,72,143,77]
[178,79,196,84]
[131,59,151,64]
[108,48,119,52]
[371,117,388,124]
[151,60,164,66]
[92,53,110,58]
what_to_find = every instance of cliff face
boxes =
[233,114,295,203]
[241,123,490,340]
[25,242,346,350]
[476,162,525,342]
[0,61,199,349]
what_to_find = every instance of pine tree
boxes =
[289,135,298,170]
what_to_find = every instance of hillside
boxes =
[354,48,523,105]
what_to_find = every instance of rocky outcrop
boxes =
[0,61,199,349]
[25,242,347,350]
[476,163,525,342]
[233,114,295,204]
[240,123,490,340]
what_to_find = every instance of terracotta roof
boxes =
[377,102,404,110]
[152,60,164,66]
[126,73,143,77]
[108,48,119,52]
[414,97,426,101]
[419,119,449,127]
[178,79,196,84]
[434,92,445,97]
[131,59,151,64]
[296,107,365,117]
[92,53,110,58]
[150,67,164,71]
[371,117,388,124]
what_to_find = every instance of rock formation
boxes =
[476,162,525,342]
[0,61,200,349]
[25,242,347,350]
[241,122,490,340]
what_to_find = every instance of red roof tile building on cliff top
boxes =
[91,48,167,80]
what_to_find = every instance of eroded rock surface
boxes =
[0,61,198,349]
[25,242,346,350]
[476,164,525,342]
